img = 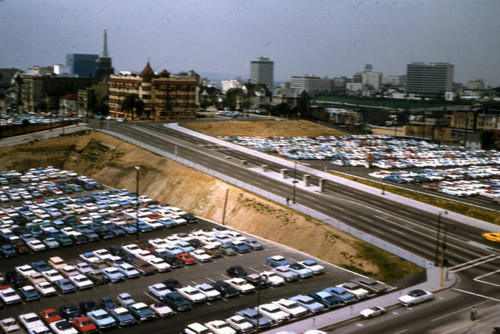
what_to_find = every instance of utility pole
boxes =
[292,162,298,204]
[135,166,140,241]
[222,189,229,225]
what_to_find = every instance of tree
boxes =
[480,130,498,150]
[224,88,246,110]
[121,94,144,120]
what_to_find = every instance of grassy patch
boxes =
[352,241,421,282]
[332,171,500,225]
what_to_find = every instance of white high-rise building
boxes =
[221,78,243,93]
[250,57,274,89]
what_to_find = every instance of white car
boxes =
[79,252,100,263]
[144,256,171,272]
[75,262,92,275]
[225,278,256,294]
[360,306,386,319]
[0,317,23,334]
[15,264,37,278]
[225,315,254,333]
[337,282,369,299]
[398,289,434,307]
[177,286,207,303]
[260,271,286,286]
[19,312,50,334]
[49,319,78,334]
[122,244,142,254]
[148,283,171,299]
[0,288,22,305]
[48,256,67,270]
[59,265,80,278]
[190,249,212,262]
[69,274,94,290]
[195,283,221,300]
[35,281,57,297]
[299,260,325,274]
[272,298,309,318]
[185,322,210,334]
[94,249,113,260]
[272,266,299,282]
[26,239,47,252]
[205,320,236,334]
[42,269,64,283]
[256,303,290,323]
[150,303,174,318]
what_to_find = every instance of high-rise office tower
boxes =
[250,57,274,89]
[66,53,99,78]
[406,62,454,97]
[96,28,114,79]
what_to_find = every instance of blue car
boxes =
[308,291,341,309]
[121,225,138,234]
[228,241,251,253]
[323,286,357,304]
[109,306,137,326]
[265,255,291,267]
[86,309,117,330]
[137,221,153,233]
[162,292,192,312]
[0,244,17,258]
[243,239,263,250]
[289,294,326,313]
[32,260,52,272]
[54,278,77,294]
[100,267,126,283]
[18,285,41,302]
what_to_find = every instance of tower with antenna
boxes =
[96,27,114,79]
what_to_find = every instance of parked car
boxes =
[309,291,341,309]
[18,284,41,302]
[194,283,221,301]
[272,298,309,318]
[148,283,171,299]
[205,320,237,334]
[272,266,299,282]
[256,303,290,324]
[213,280,239,298]
[108,307,136,326]
[72,316,98,334]
[398,289,434,307]
[54,278,77,294]
[259,271,286,286]
[86,309,116,330]
[86,270,109,285]
[288,263,313,278]
[34,281,57,297]
[69,274,93,290]
[298,259,324,274]
[289,294,326,313]
[184,322,211,334]
[162,292,192,312]
[0,287,22,305]
[235,308,273,330]
[149,303,174,318]
[117,293,135,307]
[59,304,81,320]
[39,308,62,324]
[177,286,207,303]
[226,265,248,278]
[127,302,157,322]
[323,286,357,304]
[0,317,25,334]
[266,255,291,267]
[18,313,50,334]
[49,319,78,334]
[225,315,254,333]
[336,282,370,299]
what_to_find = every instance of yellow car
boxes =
[482,232,500,243]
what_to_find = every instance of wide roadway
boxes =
[89,120,500,332]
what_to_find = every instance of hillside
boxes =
[0,128,420,282]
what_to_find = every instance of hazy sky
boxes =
[1,0,499,86]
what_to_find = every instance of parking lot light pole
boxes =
[135,166,140,242]
[434,212,443,266]
[256,277,261,329]
[292,162,297,204]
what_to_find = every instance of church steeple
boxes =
[102,27,109,57]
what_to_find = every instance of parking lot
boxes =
[0,167,398,333]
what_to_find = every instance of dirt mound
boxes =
[182,119,347,137]
[0,131,420,281]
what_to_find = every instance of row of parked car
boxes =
[369,166,500,202]
[183,273,392,333]
[220,134,500,166]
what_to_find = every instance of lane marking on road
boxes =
[452,288,500,302]
[450,254,498,272]
[473,268,500,288]
[431,299,490,322]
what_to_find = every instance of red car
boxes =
[39,308,62,324]
[73,316,98,333]
[175,252,196,265]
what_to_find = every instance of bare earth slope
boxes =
[0,128,419,282]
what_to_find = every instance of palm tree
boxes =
[121,94,144,120]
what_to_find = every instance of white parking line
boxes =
[144,292,160,303]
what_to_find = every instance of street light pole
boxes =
[292,162,297,204]
[135,166,140,242]
[434,212,443,266]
